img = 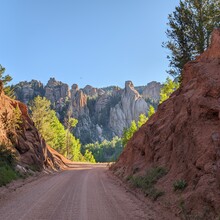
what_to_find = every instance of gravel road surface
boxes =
[0,163,173,220]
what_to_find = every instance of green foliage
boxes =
[1,107,22,131]
[122,121,137,147]
[148,105,155,118]
[30,96,52,134]
[0,164,18,186]
[122,111,153,147]
[173,179,187,191]
[82,136,123,162]
[65,117,78,128]
[145,187,164,201]
[84,149,96,163]
[48,111,66,152]
[137,113,148,128]
[30,96,62,147]
[0,64,15,98]
[160,77,179,104]
[0,106,22,141]
[128,167,167,200]
[30,96,83,161]
[0,144,16,166]
[66,131,83,161]
[64,115,78,159]
[164,0,220,78]
[0,144,18,186]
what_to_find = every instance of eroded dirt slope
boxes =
[111,29,220,219]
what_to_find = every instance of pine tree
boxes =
[30,96,52,136]
[84,149,96,163]
[122,120,138,147]
[30,96,83,161]
[164,0,220,78]
[137,114,148,128]
[64,113,78,159]
[160,77,179,104]
[0,65,14,98]
[148,105,155,118]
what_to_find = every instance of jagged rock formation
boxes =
[0,82,68,171]
[13,79,161,144]
[111,29,220,219]
[142,81,162,102]
[109,81,149,136]
[45,77,69,105]
[13,80,44,104]
[45,78,70,120]
[70,84,88,118]
[83,85,105,97]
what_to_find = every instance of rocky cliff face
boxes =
[109,81,149,136]
[83,85,105,97]
[13,80,44,104]
[111,29,220,219]
[45,77,70,104]
[0,82,68,171]
[13,79,161,144]
[142,81,162,102]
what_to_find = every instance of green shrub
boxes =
[0,144,16,166]
[145,187,165,200]
[0,144,18,186]
[129,167,167,200]
[173,179,187,191]
[0,164,18,186]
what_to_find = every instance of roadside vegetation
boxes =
[0,144,18,186]
[127,167,167,200]
[0,69,24,186]
[173,179,187,191]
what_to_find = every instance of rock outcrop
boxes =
[142,81,162,102]
[13,80,44,104]
[0,84,68,171]
[45,78,70,104]
[70,84,88,118]
[83,85,104,97]
[45,78,70,120]
[111,29,220,219]
[14,79,161,144]
[109,81,149,136]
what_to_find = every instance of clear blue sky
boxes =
[0,0,179,88]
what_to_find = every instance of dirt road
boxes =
[0,163,172,220]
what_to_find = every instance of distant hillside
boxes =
[13,79,162,144]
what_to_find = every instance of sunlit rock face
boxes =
[142,81,162,102]
[109,81,149,136]
[45,77,70,104]
[14,78,161,144]
[13,80,44,104]
[0,82,66,170]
